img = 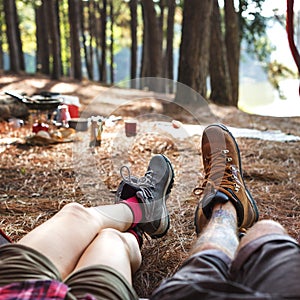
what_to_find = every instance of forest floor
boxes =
[0,74,300,297]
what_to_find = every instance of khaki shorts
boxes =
[151,234,300,299]
[0,244,138,300]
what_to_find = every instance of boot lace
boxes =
[120,165,155,199]
[194,149,241,196]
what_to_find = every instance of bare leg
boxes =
[237,219,288,252]
[191,202,239,259]
[73,228,142,284]
[18,202,134,279]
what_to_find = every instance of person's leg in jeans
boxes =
[151,124,260,299]
[230,219,300,297]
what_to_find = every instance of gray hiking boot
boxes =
[115,154,174,239]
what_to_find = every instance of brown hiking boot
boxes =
[194,124,259,235]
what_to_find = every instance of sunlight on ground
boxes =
[50,82,79,93]
[0,76,19,84]
[152,121,300,142]
[24,78,49,89]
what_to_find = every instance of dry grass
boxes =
[1,113,300,297]
[0,74,300,297]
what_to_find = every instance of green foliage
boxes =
[267,60,297,99]
[16,1,36,53]
[59,0,71,76]
[110,0,132,49]
[0,0,7,51]
[238,0,296,98]
[239,0,273,63]
[1,0,293,91]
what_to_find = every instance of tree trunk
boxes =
[140,3,148,78]
[0,35,3,70]
[4,0,23,72]
[35,2,50,74]
[0,1,4,70]
[100,0,107,83]
[88,0,96,79]
[109,0,114,84]
[286,0,300,95]
[94,1,102,81]
[13,1,25,71]
[209,0,232,105]
[68,0,82,80]
[165,0,175,81]
[129,0,138,86]
[45,0,62,80]
[59,0,70,76]
[177,0,213,103]
[158,0,165,58]
[141,0,163,78]
[225,0,240,106]
[80,1,93,80]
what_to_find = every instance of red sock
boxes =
[120,196,143,227]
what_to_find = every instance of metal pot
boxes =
[5,91,63,111]
[68,118,88,131]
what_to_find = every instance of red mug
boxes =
[124,119,137,137]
